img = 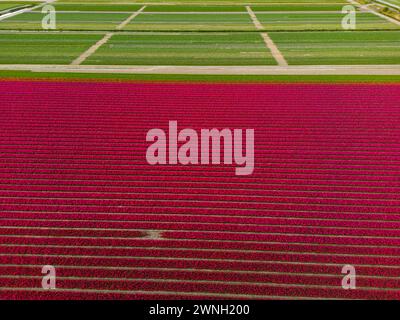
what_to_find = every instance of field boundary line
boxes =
[0,287,320,300]
[246,5,264,29]
[70,6,146,66]
[260,33,288,67]
[347,0,400,25]
[3,64,400,75]
[0,0,55,22]
[246,6,288,67]
[70,32,113,66]
[116,5,146,30]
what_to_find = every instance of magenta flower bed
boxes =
[0,80,399,299]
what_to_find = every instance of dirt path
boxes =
[116,5,146,30]
[2,64,400,75]
[70,5,146,66]
[70,32,114,66]
[246,6,288,67]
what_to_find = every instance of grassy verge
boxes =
[0,70,400,83]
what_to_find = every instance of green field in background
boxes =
[84,32,277,65]
[143,5,247,12]
[0,33,102,64]
[0,3,19,11]
[0,12,130,30]
[270,30,400,64]
[1,4,395,32]
[49,3,143,11]
[3,69,400,83]
[55,0,349,4]
[0,1,34,11]
[250,4,357,11]
[0,4,15,11]
[124,13,255,31]
[255,12,399,31]
[0,0,399,68]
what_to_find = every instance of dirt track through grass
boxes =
[71,5,146,65]
[246,5,288,66]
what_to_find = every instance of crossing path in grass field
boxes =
[70,5,146,65]
[0,1,399,67]
[70,32,114,66]
[247,6,288,66]
[116,5,146,30]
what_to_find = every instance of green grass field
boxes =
[84,32,277,65]
[0,3,18,11]
[123,13,255,31]
[255,12,398,30]
[270,30,400,64]
[51,3,143,11]
[0,1,35,11]
[0,0,399,69]
[4,69,400,83]
[48,0,352,4]
[380,0,400,7]
[0,33,102,63]
[1,11,132,30]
